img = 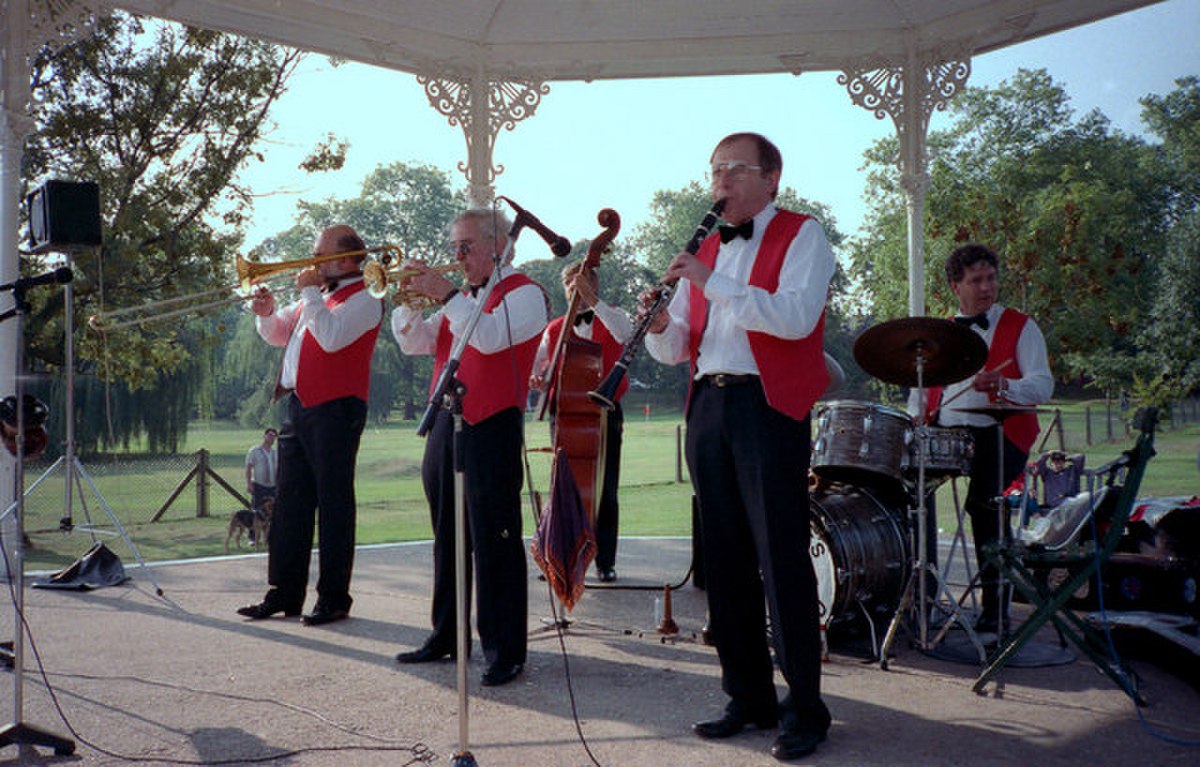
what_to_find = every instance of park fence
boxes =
[19,449,248,534]
[15,396,1199,537]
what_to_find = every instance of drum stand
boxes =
[878,348,986,667]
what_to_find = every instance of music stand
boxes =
[0,278,75,757]
[0,252,162,595]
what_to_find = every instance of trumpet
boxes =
[235,245,403,291]
[89,245,404,331]
[362,260,461,308]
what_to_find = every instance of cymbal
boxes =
[958,403,1052,419]
[853,317,987,388]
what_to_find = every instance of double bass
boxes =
[536,208,621,522]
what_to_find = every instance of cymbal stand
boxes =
[879,344,985,667]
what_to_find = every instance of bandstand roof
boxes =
[113,0,1164,81]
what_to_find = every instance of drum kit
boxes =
[809,316,1041,661]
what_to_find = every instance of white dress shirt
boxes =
[256,276,383,391]
[532,299,634,374]
[908,303,1054,428]
[645,204,835,376]
[391,264,547,355]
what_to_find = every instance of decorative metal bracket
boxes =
[418,72,550,207]
[838,58,970,176]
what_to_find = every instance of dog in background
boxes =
[226,497,273,552]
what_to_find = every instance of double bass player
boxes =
[531,255,633,583]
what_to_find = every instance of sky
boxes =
[234,0,1200,264]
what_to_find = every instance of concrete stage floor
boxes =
[0,538,1197,766]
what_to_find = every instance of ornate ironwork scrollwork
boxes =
[418,73,550,201]
[837,58,970,152]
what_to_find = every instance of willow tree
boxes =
[21,12,303,453]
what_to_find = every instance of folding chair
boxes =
[973,408,1158,704]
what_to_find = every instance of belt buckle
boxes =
[712,373,731,388]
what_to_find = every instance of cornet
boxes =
[362,260,461,308]
[89,245,404,331]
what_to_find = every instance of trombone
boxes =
[89,245,404,331]
[362,260,461,308]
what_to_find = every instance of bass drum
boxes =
[809,484,909,627]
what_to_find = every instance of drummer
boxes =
[910,243,1053,636]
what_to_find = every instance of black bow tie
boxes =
[954,312,989,331]
[573,309,594,327]
[718,220,754,244]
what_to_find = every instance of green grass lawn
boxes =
[15,401,1198,572]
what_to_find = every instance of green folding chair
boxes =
[973,408,1159,704]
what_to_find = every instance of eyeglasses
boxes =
[708,161,763,183]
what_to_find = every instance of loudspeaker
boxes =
[26,180,102,254]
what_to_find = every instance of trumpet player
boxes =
[391,209,547,688]
[643,133,835,762]
[236,224,384,628]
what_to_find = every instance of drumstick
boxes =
[936,357,1014,410]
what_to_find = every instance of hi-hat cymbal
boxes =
[958,403,1052,419]
[853,317,987,388]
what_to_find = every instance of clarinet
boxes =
[588,198,726,410]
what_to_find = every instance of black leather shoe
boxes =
[236,595,301,620]
[692,709,777,740]
[480,662,523,687]
[396,644,455,664]
[301,604,349,626]
[770,728,826,761]
[597,568,617,583]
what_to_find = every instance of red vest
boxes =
[295,280,381,407]
[433,273,542,425]
[542,314,630,405]
[687,210,829,422]
[924,307,1040,452]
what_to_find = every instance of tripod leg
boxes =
[72,460,165,596]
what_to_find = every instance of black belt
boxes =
[698,373,758,388]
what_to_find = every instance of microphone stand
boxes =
[0,283,75,757]
[416,218,525,767]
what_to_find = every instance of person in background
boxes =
[245,427,278,511]
[644,132,834,762]
[391,209,548,688]
[530,261,634,583]
[235,224,383,627]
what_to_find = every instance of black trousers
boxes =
[965,425,1029,619]
[594,404,624,571]
[423,406,527,667]
[267,394,366,612]
[686,379,827,728]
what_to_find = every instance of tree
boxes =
[850,69,1172,396]
[21,12,303,453]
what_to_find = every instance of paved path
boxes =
[0,538,1196,766]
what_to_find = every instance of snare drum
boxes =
[812,400,912,488]
[904,426,974,480]
[809,484,910,626]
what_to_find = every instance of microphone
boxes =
[0,266,74,292]
[497,196,572,257]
